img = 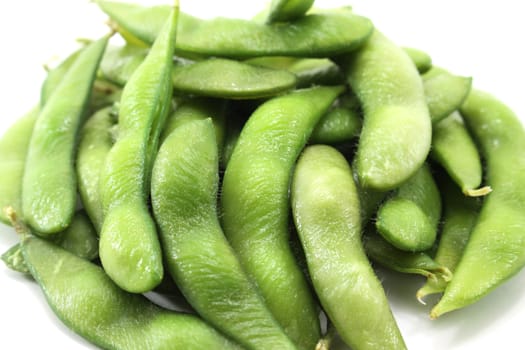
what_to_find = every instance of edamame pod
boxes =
[172,58,297,99]
[431,111,490,196]
[18,229,241,350]
[22,35,109,234]
[403,47,432,74]
[161,98,226,150]
[431,89,525,318]
[246,57,345,88]
[416,173,480,302]
[152,119,296,350]
[375,164,441,251]
[41,48,83,105]
[0,107,38,225]
[310,104,361,144]
[339,30,432,191]
[423,67,472,123]
[100,45,297,99]
[96,1,373,58]
[99,5,179,293]
[291,145,406,350]
[364,232,452,282]
[3,209,99,273]
[267,0,314,23]
[1,243,28,274]
[77,107,116,232]
[221,86,344,349]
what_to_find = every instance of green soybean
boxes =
[0,107,38,225]
[221,86,344,349]
[423,67,472,123]
[19,230,241,350]
[431,89,525,318]
[375,164,441,251]
[267,0,314,23]
[417,173,480,302]
[152,119,296,350]
[246,57,344,88]
[96,1,373,58]
[22,35,109,234]
[41,48,83,105]
[161,98,226,150]
[291,145,406,350]
[100,45,297,99]
[310,103,361,144]
[2,243,29,274]
[364,232,452,282]
[172,58,297,99]
[99,6,179,293]
[431,111,490,196]
[339,30,432,191]
[77,107,116,232]
[402,47,432,73]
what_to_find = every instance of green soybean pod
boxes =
[2,209,98,274]
[77,107,116,232]
[431,89,525,318]
[267,0,315,23]
[221,86,344,349]
[246,57,345,88]
[291,145,406,350]
[96,1,373,58]
[375,164,441,252]
[310,102,361,145]
[339,30,432,191]
[41,48,83,105]
[431,111,491,196]
[18,231,242,350]
[423,67,472,124]
[161,98,226,150]
[152,119,296,350]
[171,58,297,99]
[402,47,432,73]
[22,35,109,234]
[363,232,452,282]
[416,173,480,302]
[99,5,179,293]
[99,44,147,86]
[1,243,29,274]
[0,107,38,225]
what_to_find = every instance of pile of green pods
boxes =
[1,0,524,349]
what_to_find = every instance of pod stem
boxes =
[463,185,492,197]
[3,207,30,239]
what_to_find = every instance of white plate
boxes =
[1,1,524,349]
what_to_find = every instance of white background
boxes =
[0,1,524,349]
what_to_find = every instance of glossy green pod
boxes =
[19,232,242,350]
[96,1,373,58]
[22,35,109,234]
[431,111,490,196]
[221,86,344,349]
[99,6,179,293]
[0,107,38,225]
[267,0,314,22]
[375,164,441,251]
[423,67,472,123]
[364,232,452,281]
[431,90,525,318]
[416,173,480,302]
[291,145,407,350]
[152,119,296,350]
[402,47,432,73]
[77,107,116,232]
[339,30,431,191]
